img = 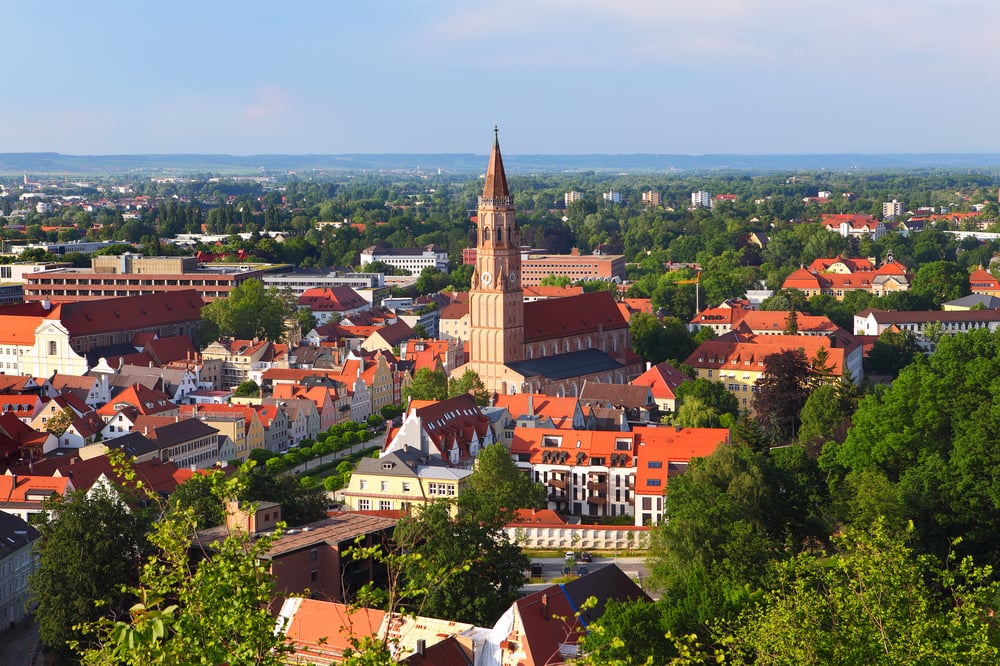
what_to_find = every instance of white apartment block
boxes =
[691,191,712,209]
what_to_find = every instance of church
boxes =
[461,130,642,397]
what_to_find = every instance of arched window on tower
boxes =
[496,227,502,243]
[483,228,490,243]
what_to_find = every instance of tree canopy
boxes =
[199,278,291,344]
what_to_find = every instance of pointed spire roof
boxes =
[481,126,510,199]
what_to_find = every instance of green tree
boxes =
[911,260,971,305]
[578,598,673,666]
[44,406,76,436]
[447,368,490,406]
[77,472,289,665]
[402,368,448,402]
[167,472,225,530]
[31,485,155,661]
[233,380,261,398]
[675,378,739,423]
[462,442,546,521]
[865,329,922,377]
[723,522,1000,665]
[396,500,528,626]
[199,278,290,342]
[239,462,327,527]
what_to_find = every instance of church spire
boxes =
[482,125,509,200]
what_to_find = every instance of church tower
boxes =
[468,128,524,392]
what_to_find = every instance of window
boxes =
[310,570,318,582]
[380,481,388,492]
[647,461,662,469]
[358,499,371,511]
[359,480,367,490]
[379,500,392,511]
[48,341,57,356]
[646,479,662,487]
[309,548,318,562]
[615,440,630,451]
[402,482,411,492]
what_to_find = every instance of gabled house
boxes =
[486,565,650,665]
[340,448,473,515]
[200,338,274,390]
[0,413,56,462]
[254,403,290,453]
[631,362,690,413]
[49,373,111,409]
[97,383,178,421]
[0,472,74,522]
[361,321,416,353]
[383,394,495,468]
[969,268,1000,297]
[579,382,658,427]
[298,286,371,324]
[179,404,265,462]
[0,512,40,630]
[0,395,44,425]
[104,364,200,405]
[263,398,319,448]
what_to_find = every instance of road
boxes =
[0,622,40,666]
[526,556,651,589]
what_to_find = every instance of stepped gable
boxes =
[522,291,627,343]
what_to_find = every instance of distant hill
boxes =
[4,152,1000,176]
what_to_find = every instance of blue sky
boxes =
[4,1,998,155]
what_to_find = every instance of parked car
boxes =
[579,551,592,563]
[575,566,589,576]
[565,551,576,560]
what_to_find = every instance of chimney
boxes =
[415,639,425,657]
[541,593,550,621]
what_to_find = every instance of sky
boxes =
[4,0,999,156]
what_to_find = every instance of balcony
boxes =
[586,495,607,505]
[586,481,607,492]
[546,477,567,490]
[547,493,567,503]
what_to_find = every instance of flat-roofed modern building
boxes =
[519,250,625,287]
[21,254,286,303]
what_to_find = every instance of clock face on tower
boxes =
[481,271,493,285]
[509,271,517,285]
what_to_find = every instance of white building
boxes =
[602,190,622,204]
[691,191,712,209]
[564,191,583,206]
[359,244,449,275]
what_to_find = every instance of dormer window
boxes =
[381,462,394,470]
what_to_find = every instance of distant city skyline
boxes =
[4,1,999,156]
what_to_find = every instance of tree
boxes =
[752,349,813,446]
[31,485,155,661]
[911,260,971,305]
[783,309,798,335]
[167,472,225,530]
[796,381,858,454]
[233,380,261,398]
[44,406,75,436]
[396,500,528,626]
[630,313,697,365]
[578,598,674,666]
[199,278,290,342]
[77,471,290,665]
[462,442,546,521]
[447,368,489,406]
[402,368,448,402]
[296,308,318,335]
[675,378,739,423]
[239,462,327,527]
[723,522,1000,665]
[865,329,922,377]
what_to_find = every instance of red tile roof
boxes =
[522,291,628,343]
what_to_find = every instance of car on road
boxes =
[530,563,543,577]
[565,551,576,560]
[579,551,592,562]
[575,565,589,575]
